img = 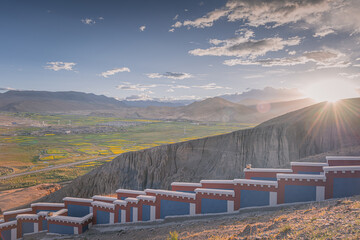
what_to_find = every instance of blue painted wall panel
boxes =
[117,209,122,223]
[42,220,48,230]
[1,229,11,240]
[284,185,316,203]
[96,210,110,224]
[82,224,88,233]
[142,204,150,221]
[22,222,34,235]
[67,204,90,217]
[251,177,277,181]
[333,178,360,198]
[201,198,227,214]
[49,223,74,235]
[298,171,321,175]
[36,209,57,213]
[160,200,189,219]
[240,190,269,208]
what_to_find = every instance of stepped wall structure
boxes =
[1,156,360,239]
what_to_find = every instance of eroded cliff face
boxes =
[43,99,360,202]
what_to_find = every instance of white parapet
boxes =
[326,156,360,162]
[171,182,202,187]
[0,220,17,229]
[91,201,115,210]
[63,197,93,203]
[47,213,93,224]
[16,214,39,221]
[277,173,326,181]
[115,189,146,195]
[114,200,127,206]
[137,195,156,202]
[3,208,32,216]
[234,179,278,188]
[323,166,360,173]
[125,197,139,204]
[31,203,65,208]
[145,189,196,200]
[195,188,235,197]
[244,168,292,173]
[200,180,234,184]
[92,195,118,202]
[290,162,328,167]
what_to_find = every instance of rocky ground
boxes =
[25,195,360,240]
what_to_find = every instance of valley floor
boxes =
[27,195,360,240]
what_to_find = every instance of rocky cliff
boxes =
[43,98,360,202]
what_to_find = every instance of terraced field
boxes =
[0,112,255,190]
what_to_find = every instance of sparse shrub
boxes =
[168,231,179,240]
[279,225,291,234]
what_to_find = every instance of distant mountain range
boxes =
[0,90,316,123]
[220,87,305,105]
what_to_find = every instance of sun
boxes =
[303,79,359,103]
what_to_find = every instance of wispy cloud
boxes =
[146,72,193,80]
[193,83,231,90]
[173,14,179,20]
[174,0,331,29]
[44,62,76,71]
[313,27,335,38]
[101,67,130,78]
[81,18,96,25]
[116,83,157,92]
[139,25,146,31]
[189,36,301,58]
[224,49,350,69]
[0,87,15,91]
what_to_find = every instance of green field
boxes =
[0,113,255,190]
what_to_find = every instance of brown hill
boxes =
[41,98,360,202]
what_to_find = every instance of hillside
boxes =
[41,98,360,202]
[0,90,126,112]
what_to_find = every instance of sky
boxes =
[1,0,360,102]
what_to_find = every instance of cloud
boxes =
[175,0,331,29]
[0,87,15,91]
[243,74,264,79]
[125,93,153,101]
[44,62,76,71]
[116,83,157,92]
[98,17,104,20]
[193,83,231,90]
[288,51,296,55]
[139,25,146,31]
[224,49,350,68]
[81,18,96,25]
[189,36,301,58]
[100,67,130,78]
[181,8,229,28]
[146,72,193,80]
[339,72,360,79]
[313,27,335,38]
[172,21,183,28]
[173,14,179,20]
[168,28,175,32]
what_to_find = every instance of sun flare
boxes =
[303,79,359,103]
